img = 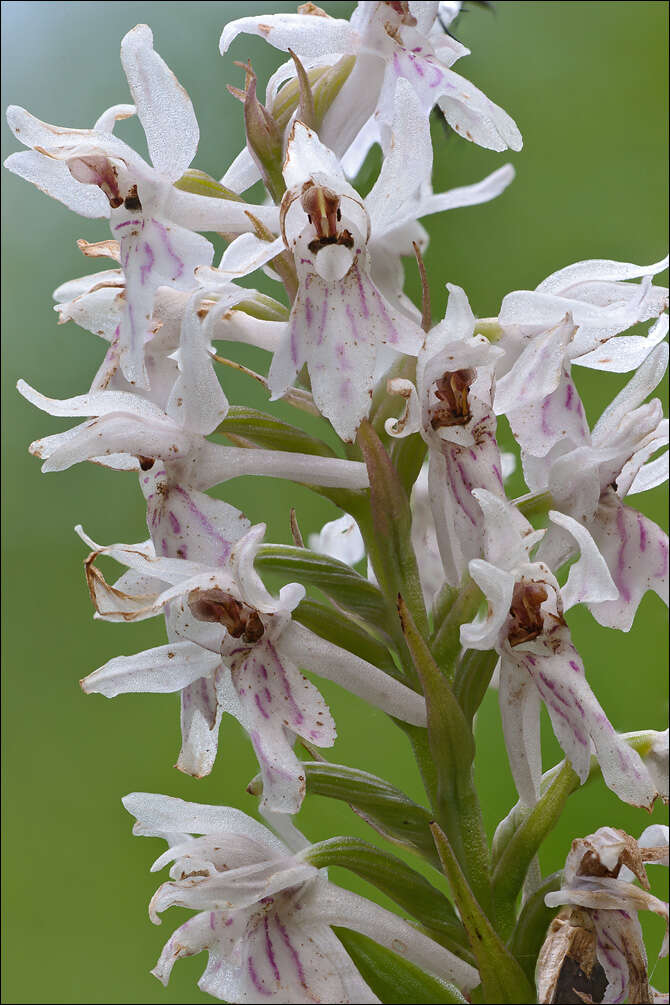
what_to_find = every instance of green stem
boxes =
[431,577,482,676]
[492,762,577,939]
[509,871,563,984]
[431,824,536,1004]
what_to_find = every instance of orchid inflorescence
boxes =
[6,2,668,1003]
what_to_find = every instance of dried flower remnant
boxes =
[540,826,669,1005]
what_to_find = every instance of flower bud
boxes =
[229,61,285,202]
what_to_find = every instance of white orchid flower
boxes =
[260,78,514,441]
[80,524,426,812]
[527,343,669,631]
[16,376,368,493]
[459,490,659,811]
[220,1,521,164]
[123,792,479,1002]
[494,255,668,458]
[385,283,522,587]
[5,24,279,387]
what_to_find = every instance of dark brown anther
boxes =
[301,182,341,240]
[138,456,155,471]
[508,580,548,646]
[243,610,265,644]
[188,588,265,643]
[429,368,476,429]
[124,184,142,211]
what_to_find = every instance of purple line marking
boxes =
[114,219,143,231]
[247,957,272,996]
[614,506,632,602]
[355,268,370,320]
[174,486,232,564]
[264,917,280,983]
[151,219,184,281]
[254,693,271,719]
[290,318,300,367]
[565,382,573,408]
[266,642,304,725]
[275,916,308,988]
[316,288,329,346]
[139,241,155,286]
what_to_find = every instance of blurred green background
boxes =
[1,2,668,1002]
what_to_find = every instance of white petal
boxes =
[152,910,241,987]
[588,497,669,632]
[272,257,422,442]
[164,185,280,235]
[166,295,229,435]
[120,24,198,180]
[627,452,669,496]
[115,215,214,387]
[506,367,590,459]
[548,511,619,611]
[122,792,284,850]
[31,413,189,473]
[283,120,347,190]
[575,311,668,372]
[236,640,336,813]
[280,623,427,726]
[517,644,657,808]
[412,164,515,225]
[93,103,136,133]
[592,343,668,446]
[219,233,285,277]
[461,559,515,651]
[194,441,369,492]
[176,675,223,778]
[313,885,479,991]
[367,79,432,240]
[4,149,110,218]
[151,859,318,915]
[143,476,250,566]
[536,255,669,296]
[494,317,575,418]
[499,661,542,806]
[220,13,358,60]
[436,68,522,152]
[429,424,510,587]
[17,379,164,420]
[82,641,220,696]
[220,146,260,193]
[471,488,536,569]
